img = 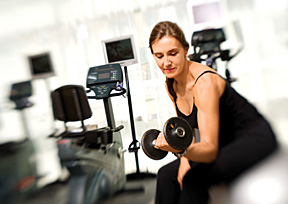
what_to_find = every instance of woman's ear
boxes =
[184,47,189,56]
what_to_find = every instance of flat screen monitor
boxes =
[102,35,138,66]
[187,0,226,31]
[28,52,55,79]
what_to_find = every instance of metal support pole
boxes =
[124,66,140,175]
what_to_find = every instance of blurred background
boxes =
[0,0,288,201]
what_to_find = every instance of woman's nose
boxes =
[163,56,172,66]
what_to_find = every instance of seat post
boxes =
[81,120,86,131]
[103,98,116,129]
[64,123,68,132]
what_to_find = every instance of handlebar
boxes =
[86,88,126,99]
[113,125,124,132]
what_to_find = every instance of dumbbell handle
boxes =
[152,140,160,149]
[151,126,185,150]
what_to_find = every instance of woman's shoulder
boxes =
[191,64,226,97]
[189,63,218,85]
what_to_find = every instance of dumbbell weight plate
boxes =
[141,129,168,160]
[163,117,193,150]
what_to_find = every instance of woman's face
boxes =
[151,36,188,79]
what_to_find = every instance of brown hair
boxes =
[149,21,189,100]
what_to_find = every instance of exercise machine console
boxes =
[87,63,125,100]
[188,28,242,84]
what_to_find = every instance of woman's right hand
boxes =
[155,131,179,153]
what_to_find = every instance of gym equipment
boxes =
[102,34,149,179]
[51,63,126,204]
[0,81,38,202]
[141,117,193,160]
[9,81,34,136]
[123,65,149,179]
[0,140,37,202]
[188,28,243,84]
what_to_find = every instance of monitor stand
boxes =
[123,66,156,181]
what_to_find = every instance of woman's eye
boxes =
[155,55,163,59]
[170,52,177,56]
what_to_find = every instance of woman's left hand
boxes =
[178,157,191,190]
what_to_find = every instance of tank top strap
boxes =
[194,70,218,86]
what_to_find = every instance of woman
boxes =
[150,21,278,204]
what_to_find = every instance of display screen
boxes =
[192,2,222,24]
[98,72,110,79]
[28,52,55,79]
[105,39,134,63]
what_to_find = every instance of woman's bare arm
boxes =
[184,73,224,163]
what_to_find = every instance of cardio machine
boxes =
[0,81,38,203]
[51,63,126,204]
[188,28,243,84]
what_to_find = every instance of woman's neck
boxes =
[174,60,194,92]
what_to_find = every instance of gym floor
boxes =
[4,149,288,204]
[4,176,157,204]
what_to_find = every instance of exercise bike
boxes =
[51,63,126,204]
[188,28,243,84]
[0,81,38,203]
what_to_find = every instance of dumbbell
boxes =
[141,117,193,160]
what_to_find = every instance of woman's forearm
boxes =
[184,142,218,163]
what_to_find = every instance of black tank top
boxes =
[175,71,263,147]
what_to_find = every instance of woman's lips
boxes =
[164,68,175,73]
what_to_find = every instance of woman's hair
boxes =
[149,21,189,100]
